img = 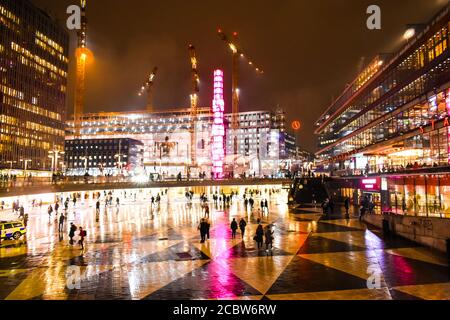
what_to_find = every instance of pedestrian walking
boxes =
[204,205,210,217]
[329,198,335,215]
[96,200,100,212]
[254,222,264,250]
[58,213,65,233]
[23,213,29,227]
[205,218,211,240]
[198,218,208,243]
[68,223,77,245]
[78,227,86,250]
[19,205,24,219]
[344,198,350,218]
[230,218,238,239]
[265,225,274,255]
[264,199,269,214]
[54,202,59,213]
[239,218,247,239]
[47,205,53,218]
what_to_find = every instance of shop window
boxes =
[404,177,416,216]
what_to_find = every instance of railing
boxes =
[333,164,450,177]
[0,175,294,191]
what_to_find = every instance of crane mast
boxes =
[74,0,88,136]
[217,29,263,156]
[139,67,158,113]
[189,45,200,167]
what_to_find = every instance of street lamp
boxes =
[6,161,14,176]
[48,149,65,172]
[80,156,91,174]
[115,154,125,174]
[19,159,31,177]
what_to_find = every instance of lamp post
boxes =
[6,161,14,177]
[19,159,31,177]
[114,140,124,175]
[48,149,65,173]
[80,156,90,174]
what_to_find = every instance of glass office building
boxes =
[315,4,450,218]
[0,0,69,174]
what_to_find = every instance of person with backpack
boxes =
[69,223,77,245]
[239,218,247,239]
[78,227,86,250]
[230,218,238,239]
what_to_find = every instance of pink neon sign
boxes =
[212,69,225,178]
[447,89,450,164]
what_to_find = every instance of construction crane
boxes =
[138,67,158,113]
[217,29,263,155]
[188,44,200,167]
[74,0,90,136]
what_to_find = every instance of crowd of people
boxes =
[2,185,282,256]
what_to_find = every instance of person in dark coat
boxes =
[198,218,208,243]
[58,213,65,233]
[344,198,350,218]
[230,218,238,239]
[255,223,264,250]
[239,218,247,239]
[265,225,274,254]
[205,218,211,240]
[68,223,77,245]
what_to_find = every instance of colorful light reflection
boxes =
[212,69,225,179]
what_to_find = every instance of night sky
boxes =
[30,0,448,152]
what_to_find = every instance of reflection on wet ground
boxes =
[1,186,449,300]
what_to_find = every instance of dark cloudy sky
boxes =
[31,0,448,152]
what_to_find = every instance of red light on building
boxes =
[292,120,301,131]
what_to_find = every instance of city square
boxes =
[1,182,449,300]
[1,0,450,309]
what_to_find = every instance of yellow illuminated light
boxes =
[388,149,423,157]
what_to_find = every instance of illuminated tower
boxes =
[74,0,88,136]
[211,70,225,179]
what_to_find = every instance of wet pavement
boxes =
[0,186,449,300]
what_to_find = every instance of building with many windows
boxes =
[224,109,292,177]
[65,107,298,178]
[64,138,143,176]
[315,3,450,219]
[65,107,214,178]
[0,0,69,175]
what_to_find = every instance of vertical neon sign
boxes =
[212,69,225,179]
[446,89,450,164]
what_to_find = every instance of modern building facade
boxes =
[65,107,214,177]
[66,107,297,178]
[315,4,450,218]
[224,109,291,177]
[0,0,69,175]
[64,138,143,176]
